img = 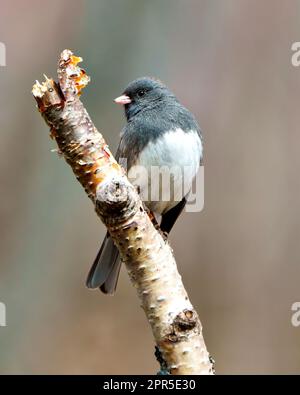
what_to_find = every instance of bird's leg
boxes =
[145,206,159,228]
[136,186,165,237]
[136,182,168,242]
[144,206,168,242]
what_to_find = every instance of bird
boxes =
[86,77,203,294]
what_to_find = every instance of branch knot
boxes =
[96,176,140,226]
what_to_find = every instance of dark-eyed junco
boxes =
[86,77,203,294]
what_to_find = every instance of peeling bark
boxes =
[32,49,214,375]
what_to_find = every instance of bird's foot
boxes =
[144,206,168,242]
[160,230,169,242]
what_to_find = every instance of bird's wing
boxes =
[115,123,142,171]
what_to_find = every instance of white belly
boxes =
[128,128,202,214]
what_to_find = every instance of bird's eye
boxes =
[137,89,146,98]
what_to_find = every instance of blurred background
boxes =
[0,0,300,374]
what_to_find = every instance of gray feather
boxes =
[100,258,122,294]
[86,233,120,290]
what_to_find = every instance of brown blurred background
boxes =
[0,0,300,374]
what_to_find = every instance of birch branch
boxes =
[32,49,214,375]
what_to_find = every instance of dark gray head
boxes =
[114,77,176,120]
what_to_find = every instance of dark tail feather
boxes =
[100,257,122,294]
[86,232,120,293]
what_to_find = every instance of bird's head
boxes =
[114,77,175,120]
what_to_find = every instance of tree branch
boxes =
[32,49,214,375]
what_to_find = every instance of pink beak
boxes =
[114,94,131,105]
